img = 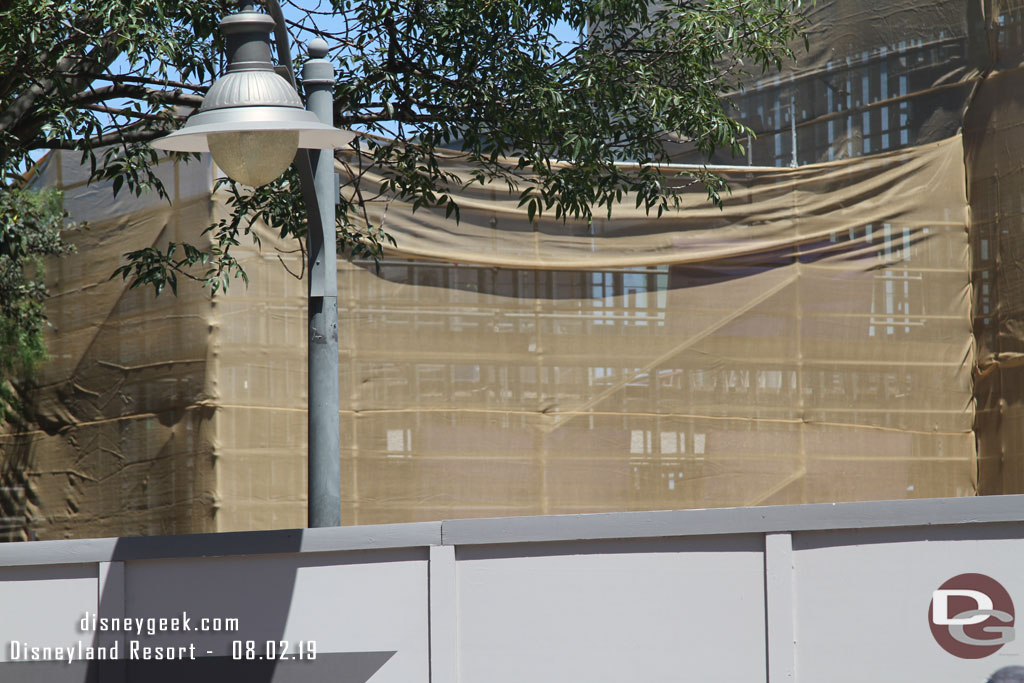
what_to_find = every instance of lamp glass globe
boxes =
[208,130,299,187]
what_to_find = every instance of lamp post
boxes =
[152,4,347,527]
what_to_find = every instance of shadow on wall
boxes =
[0,531,399,682]
[989,666,1024,682]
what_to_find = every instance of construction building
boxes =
[1,0,1022,539]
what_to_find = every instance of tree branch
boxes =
[27,127,170,150]
[0,40,121,140]
[72,84,204,108]
[81,104,179,122]
[78,72,209,92]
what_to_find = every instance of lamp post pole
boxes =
[302,40,341,528]
[152,5,348,527]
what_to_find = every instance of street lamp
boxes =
[152,3,347,527]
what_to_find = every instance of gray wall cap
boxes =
[0,522,441,567]
[2,496,1024,567]
[441,494,1024,546]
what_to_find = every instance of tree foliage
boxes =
[0,188,72,426]
[0,0,809,340]
[2,0,807,296]
[335,0,807,217]
[1,0,225,182]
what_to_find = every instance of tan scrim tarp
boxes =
[347,138,966,269]
[0,132,975,536]
[325,136,973,524]
[0,153,221,539]
[669,0,985,167]
[965,65,1024,496]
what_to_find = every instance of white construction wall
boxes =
[0,496,1023,682]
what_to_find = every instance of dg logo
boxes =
[929,573,1015,659]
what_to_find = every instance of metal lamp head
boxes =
[152,5,351,186]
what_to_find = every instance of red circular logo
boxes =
[929,574,1015,658]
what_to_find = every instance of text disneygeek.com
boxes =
[7,612,247,663]
[79,611,240,635]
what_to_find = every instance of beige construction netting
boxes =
[2,0,1022,538]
